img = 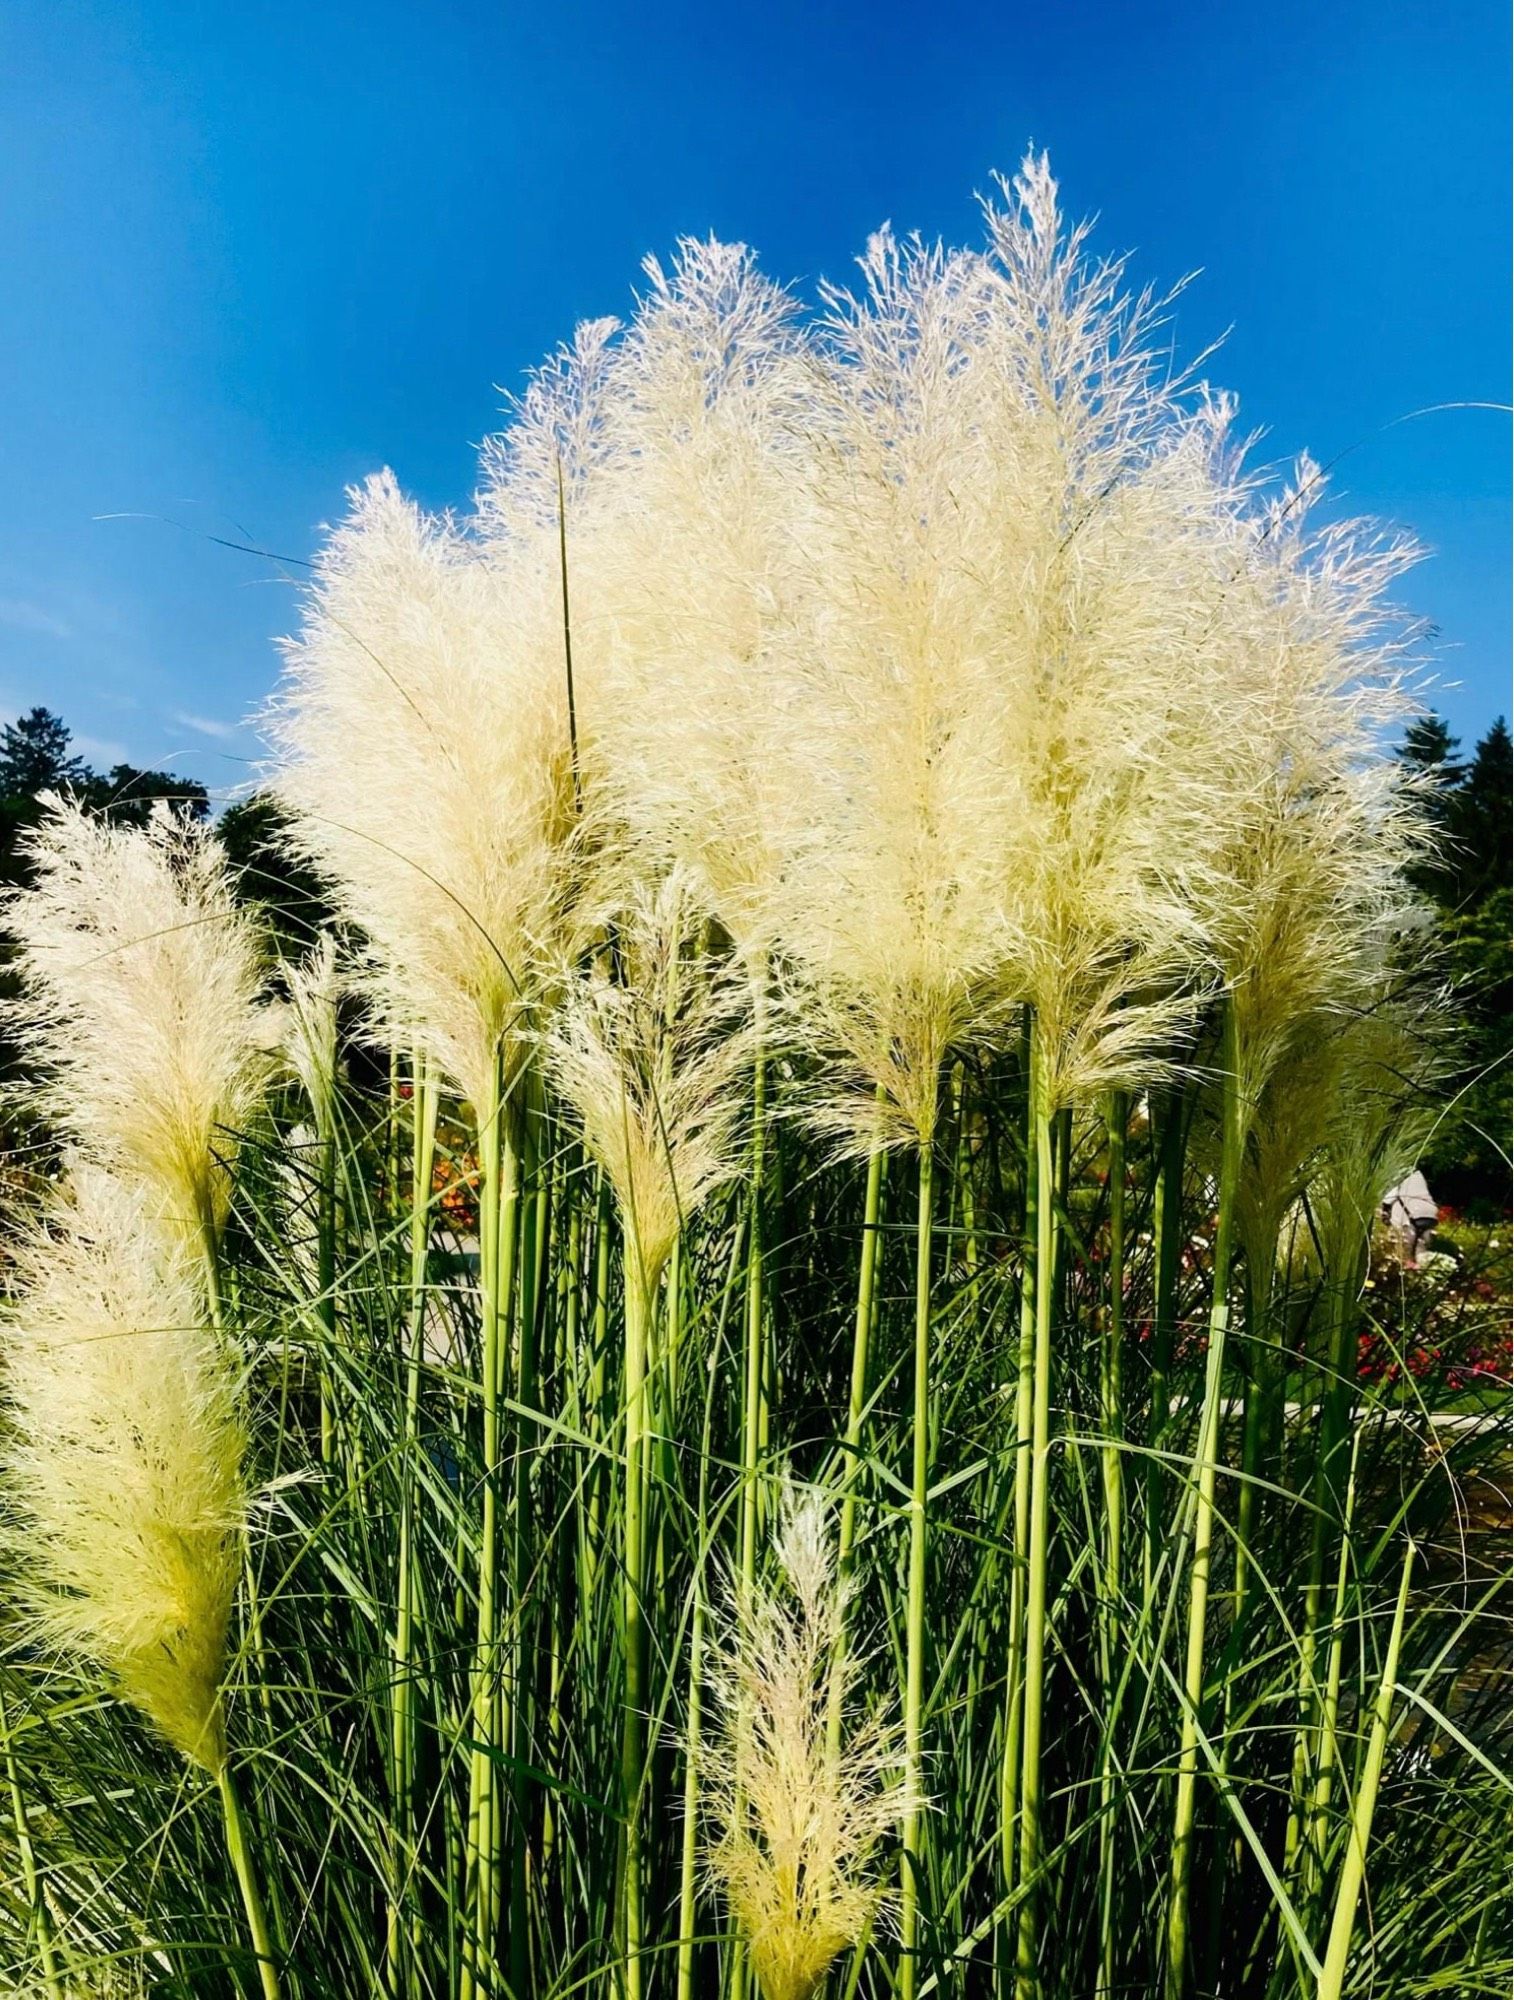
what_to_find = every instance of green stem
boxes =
[0,1685,61,1999]
[1145,1087,1186,1595]
[1000,1016,1038,1911]
[1097,1088,1127,1997]
[463,1060,521,1999]
[1162,1005,1243,2000]
[621,1262,655,2000]
[739,1040,768,1594]
[1315,1540,1415,2000]
[828,1114,887,1764]
[1014,1065,1057,2000]
[218,1761,282,2000]
[899,1136,935,2000]
[389,1054,439,1998]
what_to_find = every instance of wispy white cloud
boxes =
[0,597,73,640]
[170,710,238,741]
[74,734,129,767]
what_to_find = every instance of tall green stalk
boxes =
[739,1037,768,1595]
[1162,1006,1243,2000]
[1000,1017,1038,1909]
[827,1116,887,1766]
[899,1135,935,2000]
[0,1685,61,2000]
[1014,1052,1058,2000]
[218,1760,282,2000]
[1315,1540,1415,2000]
[463,1059,521,2000]
[620,1260,654,2000]
[1145,1087,1186,1595]
[1097,1088,1127,1996]
[389,1052,439,1997]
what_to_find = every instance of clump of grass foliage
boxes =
[0,157,1507,2000]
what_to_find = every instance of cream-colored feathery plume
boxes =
[543,871,750,1304]
[4,798,270,1252]
[1179,446,1431,1121]
[763,159,1235,1146]
[269,473,589,1114]
[274,931,345,1136]
[704,1485,915,2000]
[2,1171,247,1772]
[554,239,814,963]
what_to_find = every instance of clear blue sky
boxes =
[2,0,1508,799]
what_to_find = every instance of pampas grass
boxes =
[0,153,1500,2000]
[705,1486,915,2000]
[3,798,270,1261]
[3,1172,244,1771]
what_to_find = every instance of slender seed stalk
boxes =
[0,1685,61,2000]
[1000,1018,1038,1908]
[1145,1088,1186,1595]
[676,1222,745,2000]
[218,1760,282,2000]
[899,1135,935,2000]
[739,1036,768,1595]
[827,1108,887,1766]
[1315,1540,1415,2000]
[389,1052,439,1997]
[621,1262,654,2000]
[1162,1006,1244,2000]
[1305,1449,1361,1904]
[463,1059,521,2000]
[1097,1088,1127,1996]
[1014,1060,1058,2000]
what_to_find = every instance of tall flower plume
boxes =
[704,1485,915,2000]
[2,1171,247,1771]
[544,869,751,1305]
[3,798,271,1254]
[269,473,590,1113]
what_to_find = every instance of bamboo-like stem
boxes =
[676,1222,742,2000]
[218,1760,282,2000]
[0,1685,61,2000]
[463,1057,521,2000]
[1014,1052,1058,2000]
[620,1260,655,2000]
[999,1017,1038,1909]
[1145,1087,1186,1595]
[827,1107,887,1766]
[389,1052,439,1998]
[1162,1005,1243,2000]
[1305,1449,1360,1904]
[507,1105,548,1993]
[1097,1088,1127,1997]
[1315,1540,1415,2000]
[899,1134,936,2000]
[739,1035,768,1595]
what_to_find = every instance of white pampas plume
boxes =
[551,239,813,961]
[269,473,588,1113]
[704,1484,916,2000]
[2,1172,247,1772]
[274,931,346,1135]
[3,799,270,1253]
[544,871,750,1304]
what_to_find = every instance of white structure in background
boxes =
[1382,1170,1438,1265]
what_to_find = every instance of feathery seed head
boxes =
[544,871,750,1305]
[705,1485,916,2000]
[2,1172,247,1771]
[270,473,591,1114]
[3,798,271,1251]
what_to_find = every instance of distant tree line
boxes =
[1396,711,1511,1211]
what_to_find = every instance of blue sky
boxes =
[1,0,1508,798]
